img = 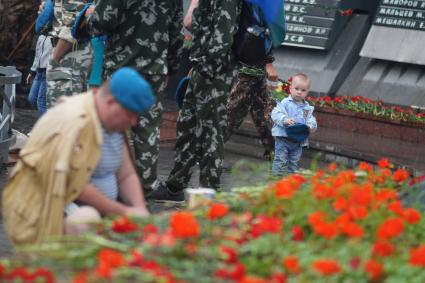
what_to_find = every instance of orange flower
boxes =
[372,241,394,257]
[340,222,364,238]
[96,249,125,278]
[283,256,300,273]
[208,203,229,220]
[333,197,348,211]
[387,201,404,216]
[274,175,305,199]
[312,259,341,275]
[250,215,283,238]
[313,183,335,199]
[402,208,421,224]
[170,211,200,238]
[364,259,383,281]
[327,163,337,171]
[409,245,425,267]
[73,272,88,283]
[393,169,410,182]
[239,276,267,283]
[347,206,369,220]
[312,221,338,239]
[358,162,373,172]
[376,217,404,240]
[377,158,391,168]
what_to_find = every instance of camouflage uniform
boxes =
[88,0,183,193]
[165,0,242,191]
[46,0,93,107]
[225,70,276,155]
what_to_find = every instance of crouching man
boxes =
[2,67,155,246]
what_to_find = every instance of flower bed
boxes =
[2,160,425,282]
[271,82,425,125]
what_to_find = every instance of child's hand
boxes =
[284,118,295,126]
[26,73,33,85]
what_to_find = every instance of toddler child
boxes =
[271,73,317,176]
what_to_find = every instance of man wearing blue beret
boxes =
[2,68,155,246]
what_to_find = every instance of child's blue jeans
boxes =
[272,136,303,176]
[27,70,47,116]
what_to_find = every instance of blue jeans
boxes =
[272,137,303,176]
[27,70,47,116]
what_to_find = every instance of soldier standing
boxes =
[225,3,280,160]
[87,0,183,195]
[151,0,242,202]
[46,0,93,107]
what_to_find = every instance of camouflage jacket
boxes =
[87,0,183,77]
[51,0,91,44]
[190,0,242,79]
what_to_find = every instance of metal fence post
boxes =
[0,66,20,166]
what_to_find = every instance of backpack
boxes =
[233,1,273,67]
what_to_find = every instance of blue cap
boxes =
[286,123,310,143]
[109,67,156,113]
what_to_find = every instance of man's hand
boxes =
[284,118,296,126]
[26,73,33,85]
[38,1,45,14]
[265,63,278,81]
[124,206,150,217]
[85,5,95,18]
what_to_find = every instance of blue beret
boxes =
[286,123,309,143]
[110,68,156,113]
[35,0,54,34]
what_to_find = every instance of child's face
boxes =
[290,77,310,102]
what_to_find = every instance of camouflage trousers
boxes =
[133,74,167,194]
[46,41,92,107]
[166,68,234,190]
[226,72,275,153]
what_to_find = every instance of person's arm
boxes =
[76,183,127,216]
[306,107,318,133]
[265,63,278,82]
[271,101,293,126]
[87,0,125,36]
[183,0,199,30]
[167,0,184,76]
[116,143,149,214]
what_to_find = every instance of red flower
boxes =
[372,241,394,257]
[220,246,239,264]
[283,256,300,273]
[312,221,338,239]
[268,273,287,283]
[312,259,341,275]
[215,263,245,281]
[208,203,229,220]
[340,9,353,16]
[250,215,283,238]
[33,267,55,283]
[377,158,391,168]
[0,264,4,278]
[409,245,425,267]
[291,226,304,241]
[393,169,410,182]
[170,211,200,238]
[376,217,404,240]
[364,259,383,281]
[143,224,159,234]
[349,257,361,270]
[358,162,373,172]
[111,216,138,233]
[402,208,421,224]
